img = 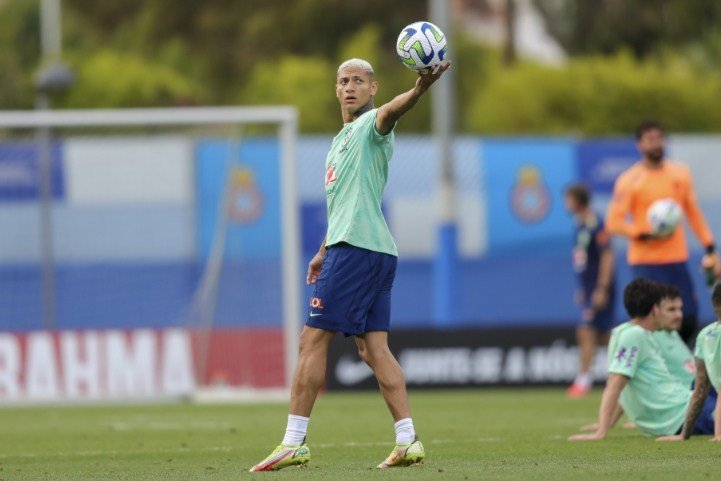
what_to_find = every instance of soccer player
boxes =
[564,183,616,398]
[652,284,695,388]
[568,279,714,441]
[577,283,693,432]
[249,58,450,471]
[606,119,721,343]
[658,283,721,442]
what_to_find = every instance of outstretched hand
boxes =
[656,434,683,442]
[568,431,605,441]
[416,61,451,92]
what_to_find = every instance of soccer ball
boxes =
[647,198,682,237]
[396,21,448,73]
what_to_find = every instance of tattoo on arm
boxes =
[681,359,711,439]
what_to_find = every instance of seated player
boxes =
[578,283,694,432]
[568,279,714,440]
[652,284,696,388]
[658,283,721,441]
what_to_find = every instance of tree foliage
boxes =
[466,52,721,134]
[533,0,721,57]
[3,0,721,134]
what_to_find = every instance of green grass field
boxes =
[1,389,719,480]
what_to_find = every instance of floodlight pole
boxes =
[36,0,70,330]
[430,0,458,326]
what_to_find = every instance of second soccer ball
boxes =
[647,198,682,237]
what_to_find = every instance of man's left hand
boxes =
[591,287,609,310]
[568,431,605,441]
[701,252,721,278]
[416,61,451,93]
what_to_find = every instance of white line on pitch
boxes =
[0,438,502,459]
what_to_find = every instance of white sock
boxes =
[575,373,592,388]
[394,418,416,445]
[282,414,309,446]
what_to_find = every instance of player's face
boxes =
[564,194,581,215]
[658,297,683,331]
[637,128,666,163]
[336,68,377,114]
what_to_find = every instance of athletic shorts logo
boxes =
[310,297,324,309]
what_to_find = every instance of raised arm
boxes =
[658,358,711,441]
[569,373,628,441]
[375,62,451,135]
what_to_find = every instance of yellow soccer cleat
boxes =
[377,435,425,468]
[248,442,310,472]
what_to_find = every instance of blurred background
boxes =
[1,0,721,402]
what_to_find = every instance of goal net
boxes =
[0,107,300,403]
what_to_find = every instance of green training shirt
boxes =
[695,322,721,392]
[608,322,691,436]
[652,330,696,388]
[324,108,397,256]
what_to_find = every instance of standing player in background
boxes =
[249,58,450,472]
[606,120,721,343]
[564,184,616,398]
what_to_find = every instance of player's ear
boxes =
[370,80,378,96]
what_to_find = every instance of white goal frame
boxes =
[0,106,301,400]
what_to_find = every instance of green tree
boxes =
[61,50,197,108]
[240,55,337,132]
[0,0,40,108]
[534,0,721,58]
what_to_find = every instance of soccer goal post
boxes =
[0,106,301,403]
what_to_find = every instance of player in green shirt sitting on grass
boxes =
[569,279,715,440]
[658,283,721,442]
[578,283,696,432]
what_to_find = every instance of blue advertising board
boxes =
[0,142,64,201]
[195,138,281,260]
[482,139,576,254]
[576,140,638,194]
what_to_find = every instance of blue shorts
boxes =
[691,393,717,435]
[307,242,397,337]
[674,386,717,435]
[631,262,698,318]
[579,284,616,332]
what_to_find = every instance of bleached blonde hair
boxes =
[337,58,374,77]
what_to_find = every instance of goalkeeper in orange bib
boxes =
[606,120,721,343]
